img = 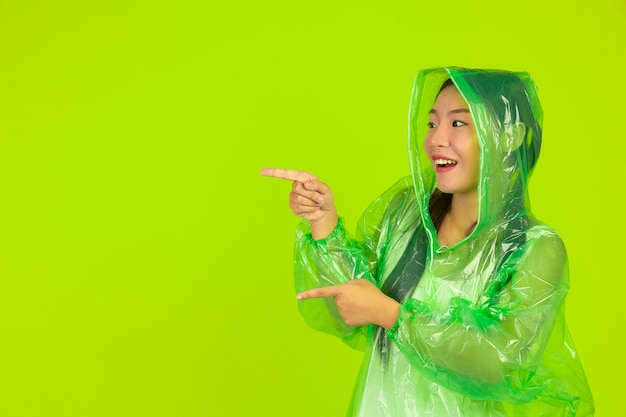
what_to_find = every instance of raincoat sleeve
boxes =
[294,177,414,351]
[387,225,571,402]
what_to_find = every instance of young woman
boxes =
[262,67,594,416]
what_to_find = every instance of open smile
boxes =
[433,158,457,173]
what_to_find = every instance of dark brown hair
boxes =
[428,189,452,231]
[440,78,455,91]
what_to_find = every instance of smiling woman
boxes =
[263,66,594,417]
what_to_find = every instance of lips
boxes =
[432,155,457,173]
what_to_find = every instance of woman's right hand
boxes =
[261,168,338,240]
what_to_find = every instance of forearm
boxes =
[294,219,375,348]
[295,219,375,287]
[388,297,557,401]
[376,296,401,330]
[309,207,338,240]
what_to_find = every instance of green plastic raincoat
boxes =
[293,67,594,416]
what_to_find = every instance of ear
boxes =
[503,122,526,151]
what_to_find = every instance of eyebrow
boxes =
[429,108,470,115]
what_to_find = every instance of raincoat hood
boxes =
[409,67,543,250]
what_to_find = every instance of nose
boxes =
[428,126,449,148]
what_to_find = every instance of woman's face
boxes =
[424,84,480,196]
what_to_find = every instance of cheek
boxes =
[457,137,479,158]
[468,135,480,160]
[460,137,481,173]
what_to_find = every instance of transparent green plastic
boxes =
[293,67,594,416]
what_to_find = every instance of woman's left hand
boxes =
[297,279,401,329]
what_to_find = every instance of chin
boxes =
[436,183,475,196]
[435,182,455,194]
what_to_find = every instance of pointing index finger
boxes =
[296,285,340,300]
[260,168,318,183]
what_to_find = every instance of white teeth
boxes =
[434,159,457,165]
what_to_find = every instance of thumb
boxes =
[303,179,332,196]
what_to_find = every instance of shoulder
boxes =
[516,223,568,284]
[524,222,566,253]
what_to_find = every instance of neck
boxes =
[449,191,478,233]
[437,191,478,247]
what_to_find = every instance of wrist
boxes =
[379,297,401,330]
[309,210,338,240]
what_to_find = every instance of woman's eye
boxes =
[452,120,468,127]
[427,122,437,128]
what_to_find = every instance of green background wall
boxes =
[1,0,623,415]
